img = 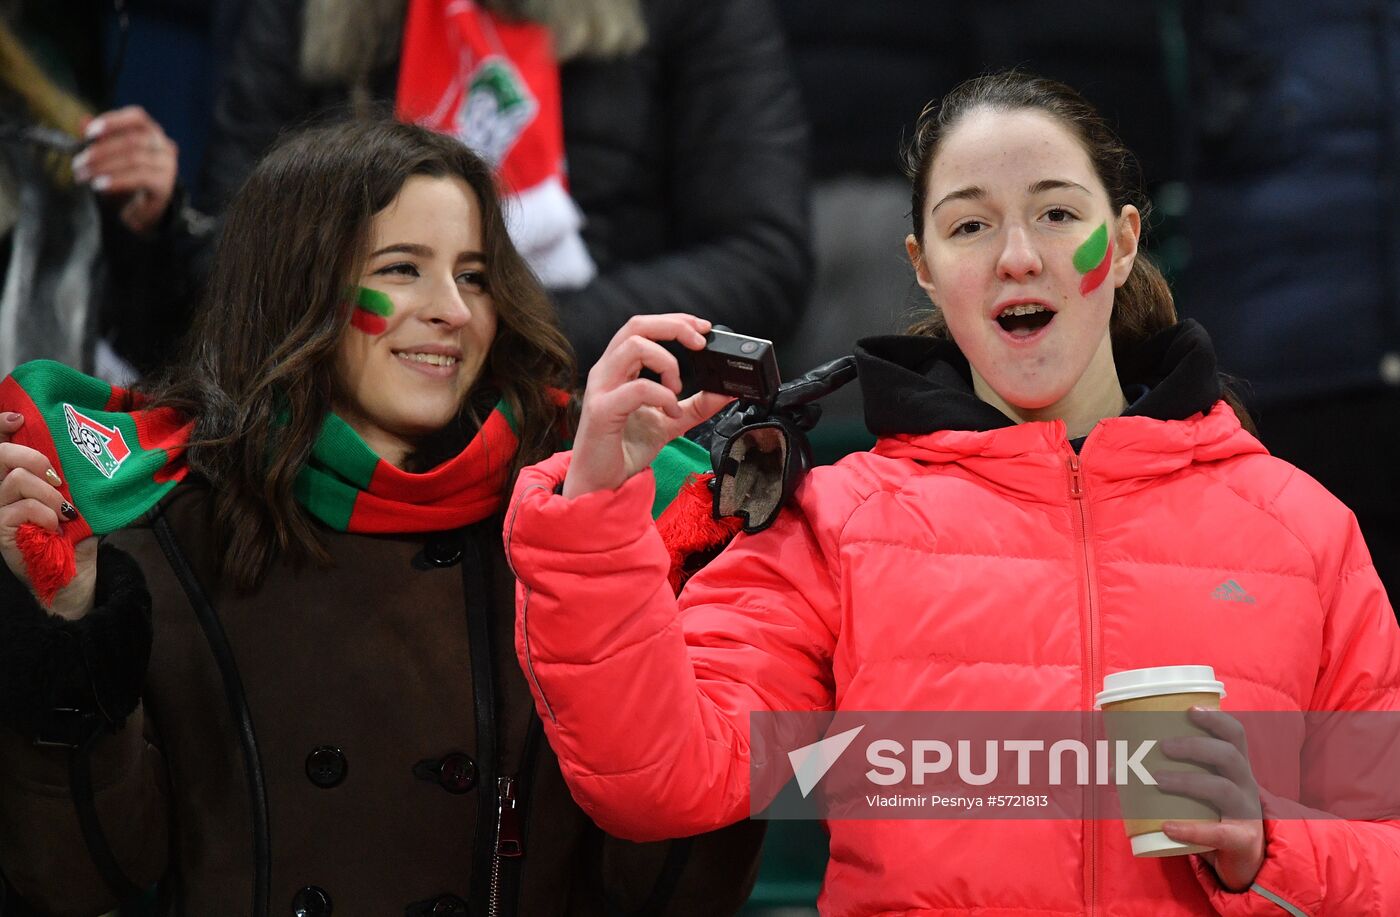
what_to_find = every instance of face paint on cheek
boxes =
[349,286,394,335]
[1072,221,1115,296]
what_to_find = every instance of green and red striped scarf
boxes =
[1,361,722,603]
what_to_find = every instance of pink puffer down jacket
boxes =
[506,323,1400,916]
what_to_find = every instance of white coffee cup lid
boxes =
[1094,665,1225,708]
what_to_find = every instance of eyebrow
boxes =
[929,186,986,217]
[929,178,1094,218]
[369,243,488,263]
[1028,178,1092,196]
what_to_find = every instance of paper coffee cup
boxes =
[1095,665,1226,858]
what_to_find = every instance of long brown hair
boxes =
[901,70,1253,430]
[144,119,575,590]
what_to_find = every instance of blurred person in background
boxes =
[0,14,210,382]
[1180,0,1400,607]
[200,0,812,373]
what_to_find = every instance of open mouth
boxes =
[995,303,1055,337]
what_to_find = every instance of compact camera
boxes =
[690,326,781,402]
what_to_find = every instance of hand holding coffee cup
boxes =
[1157,706,1266,891]
[1096,666,1264,888]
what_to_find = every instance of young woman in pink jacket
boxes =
[505,71,1400,915]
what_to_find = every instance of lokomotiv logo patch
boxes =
[64,403,131,478]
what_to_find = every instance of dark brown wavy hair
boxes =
[143,119,575,589]
[901,70,1253,430]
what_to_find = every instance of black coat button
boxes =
[437,753,477,793]
[292,885,332,917]
[407,894,469,916]
[429,895,468,915]
[305,747,347,789]
[412,753,477,794]
[416,539,463,568]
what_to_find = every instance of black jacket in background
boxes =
[1181,0,1400,404]
[202,0,813,373]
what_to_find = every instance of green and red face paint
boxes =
[349,286,395,335]
[1073,222,1114,295]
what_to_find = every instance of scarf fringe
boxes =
[16,523,75,607]
[656,473,743,594]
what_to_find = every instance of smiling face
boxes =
[333,174,497,466]
[906,107,1140,431]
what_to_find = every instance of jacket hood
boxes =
[855,320,1265,488]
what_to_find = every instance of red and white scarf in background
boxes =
[396,0,596,289]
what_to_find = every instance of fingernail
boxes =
[85,117,106,139]
[72,150,90,177]
[92,175,111,191]
[45,468,62,487]
[60,502,78,521]
[3,411,20,423]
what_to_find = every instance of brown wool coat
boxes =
[0,485,763,915]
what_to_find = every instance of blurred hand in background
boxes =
[73,105,177,234]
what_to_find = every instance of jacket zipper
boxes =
[489,775,524,917]
[1068,452,1099,916]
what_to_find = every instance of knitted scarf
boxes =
[1,361,729,603]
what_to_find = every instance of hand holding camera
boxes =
[563,314,736,499]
